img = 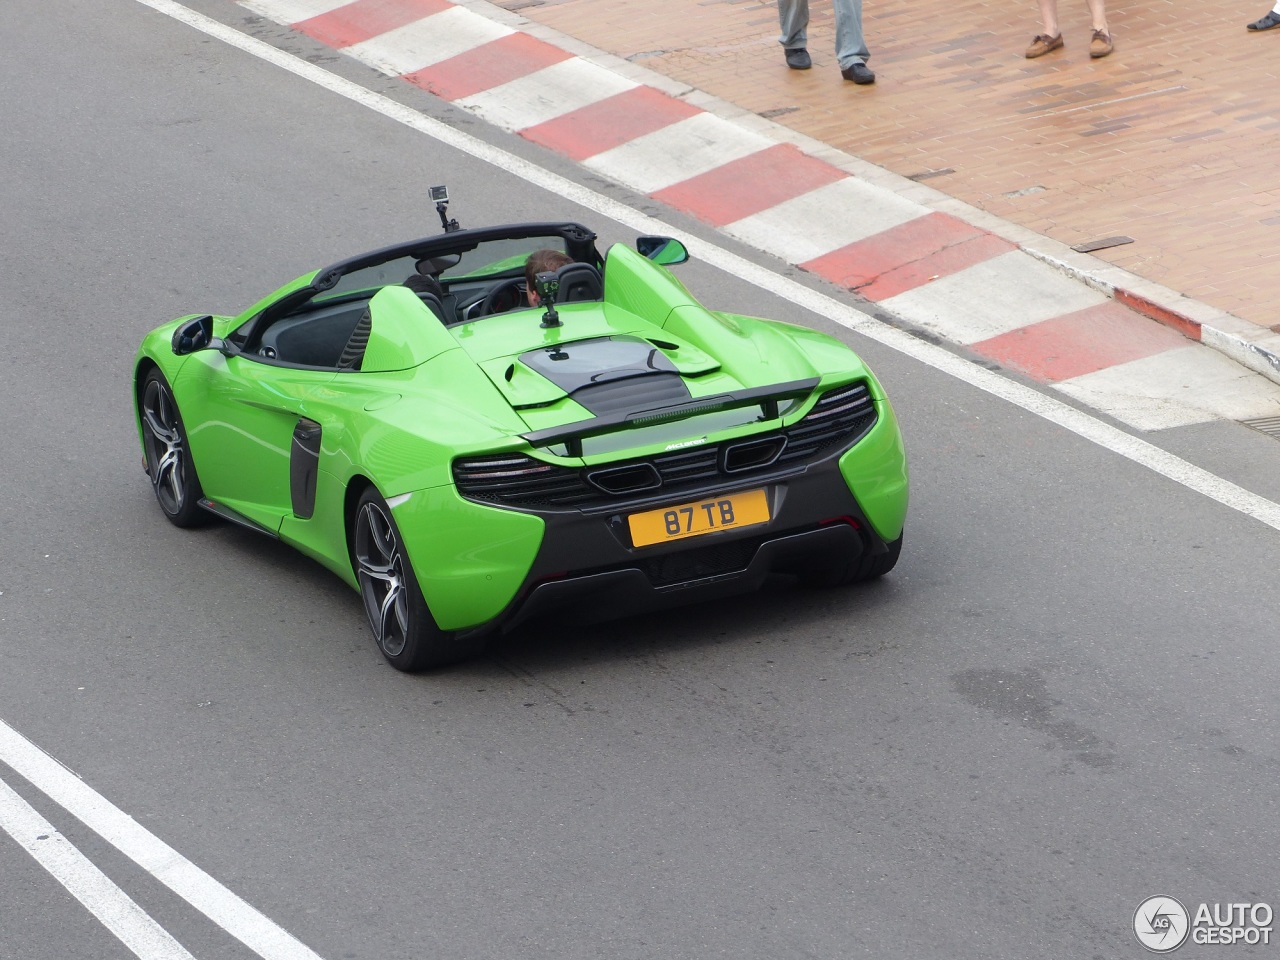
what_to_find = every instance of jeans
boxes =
[778,0,869,68]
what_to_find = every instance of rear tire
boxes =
[139,369,208,528]
[806,531,902,587]
[351,487,484,671]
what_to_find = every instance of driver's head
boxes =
[524,249,573,306]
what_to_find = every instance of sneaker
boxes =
[1247,10,1280,29]
[1089,29,1113,57]
[1025,33,1063,58]
[840,61,875,84]
[785,47,812,70]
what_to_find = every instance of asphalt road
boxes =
[2,2,1278,959]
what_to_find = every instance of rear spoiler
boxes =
[520,377,820,456]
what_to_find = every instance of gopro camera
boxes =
[534,272,560,304]
[431,185,460,232]
[536,271,562,328]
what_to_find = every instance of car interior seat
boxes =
[415,291,447,324]
[554,262,603,303]
[403,274,450,323]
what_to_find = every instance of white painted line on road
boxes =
[0,775,197,960]
[133,0,1280,534]
[0,720,326,960]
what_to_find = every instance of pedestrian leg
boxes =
[831,0,869,69]
[778,0,810,51]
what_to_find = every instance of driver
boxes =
[524,249,573,307]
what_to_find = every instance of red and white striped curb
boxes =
[240,0,1280,430]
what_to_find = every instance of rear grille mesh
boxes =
[450,455,592,506]
[777,382,876,464]
[638,535,764,587]
[453,381,877,509]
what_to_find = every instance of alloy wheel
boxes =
[141,378,189,516]
[354,500,410,658]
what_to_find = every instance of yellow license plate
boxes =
[628,489,770,547]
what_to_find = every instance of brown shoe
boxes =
[1090,29,1113,57]
[1025,33,1064,58]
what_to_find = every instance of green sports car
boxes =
[134,210,908,671]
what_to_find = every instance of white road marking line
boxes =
[723,177,928,264]
[133,0,1280,534]
[0,775,197,960]
[0,720,326,960]
[880,250,1107,345]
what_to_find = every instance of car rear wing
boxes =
[520,377,821,456]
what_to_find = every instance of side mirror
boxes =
[636,236,689,266]
[171,315,217,355]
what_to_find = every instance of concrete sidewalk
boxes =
[494,0,1280,380]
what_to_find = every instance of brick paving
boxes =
[499,0,1280,333]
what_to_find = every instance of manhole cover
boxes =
[1241,416,1280,439]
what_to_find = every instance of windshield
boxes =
[442,237,571,281]
[315,255,421,302]
[313,235,575,304]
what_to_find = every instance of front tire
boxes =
[139,369,207,528]
[352,487,484,671]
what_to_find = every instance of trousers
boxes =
[777,0,869,68]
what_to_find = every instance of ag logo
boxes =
[1134,896,1190,952]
